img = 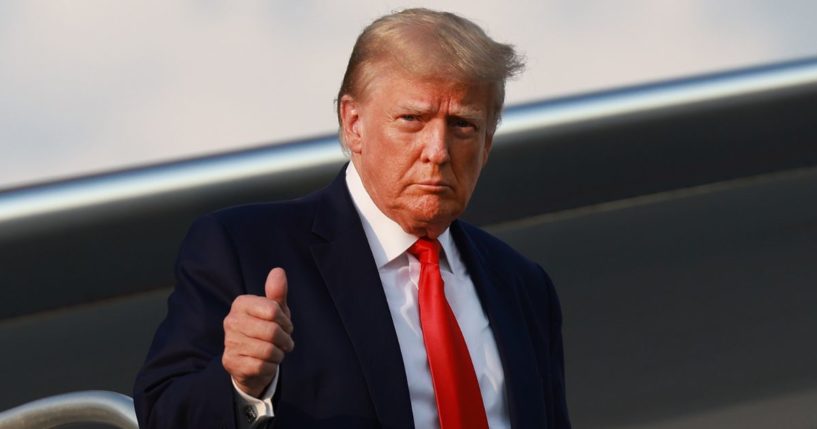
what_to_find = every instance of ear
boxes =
[481,131,494,167]
[340,95,364,154]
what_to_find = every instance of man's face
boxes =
[341,67,494,237]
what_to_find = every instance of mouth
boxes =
[413,181,452,193]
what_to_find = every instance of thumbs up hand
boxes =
[223,268,295,398]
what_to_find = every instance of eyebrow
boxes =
[396,102,432,114]
[396,102,485,120]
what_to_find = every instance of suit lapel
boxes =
[451,221,549,428]
[310,172,415,429]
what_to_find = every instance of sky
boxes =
[1,1,816,190]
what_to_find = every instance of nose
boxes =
[420,119,450,165]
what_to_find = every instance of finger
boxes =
[269,322,295,352]
[231,313,293,342]
[265,267,289,316]
[225,331,290,363]
[231,295,275,320]
[242,299,293,334]
[241,322,294,353]
[230,335,288,363]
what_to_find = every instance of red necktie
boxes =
[409,238,489,429]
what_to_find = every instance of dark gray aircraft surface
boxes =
[1,58,817,428]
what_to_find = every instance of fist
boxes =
[222,267,294,398]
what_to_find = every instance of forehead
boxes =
[361,63,494,116]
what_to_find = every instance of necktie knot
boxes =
[408,238,441,265]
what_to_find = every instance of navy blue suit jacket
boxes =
[134,169,570,428]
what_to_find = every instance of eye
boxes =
[400,114,419,122]
[450,117,477,130]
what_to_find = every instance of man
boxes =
[135,8,570,429]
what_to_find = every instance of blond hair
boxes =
[337,8,524,134]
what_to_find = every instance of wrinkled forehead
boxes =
[356,55,500,118]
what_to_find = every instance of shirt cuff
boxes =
[232,373,278,428]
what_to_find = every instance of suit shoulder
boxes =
[456,220,545,277]
[203,190,321,232]
[174,192,322,261]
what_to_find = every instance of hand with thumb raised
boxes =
[222,267,295,398]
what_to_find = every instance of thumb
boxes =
[265,267,289,316]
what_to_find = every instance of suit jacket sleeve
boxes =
[134,214,246,429]
[540,266,571,428]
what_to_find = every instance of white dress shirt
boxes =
[234,163,510,428]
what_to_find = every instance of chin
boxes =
[409,199,462,227]
[390,194,466,234]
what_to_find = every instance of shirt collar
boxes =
[345,163,460,274]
